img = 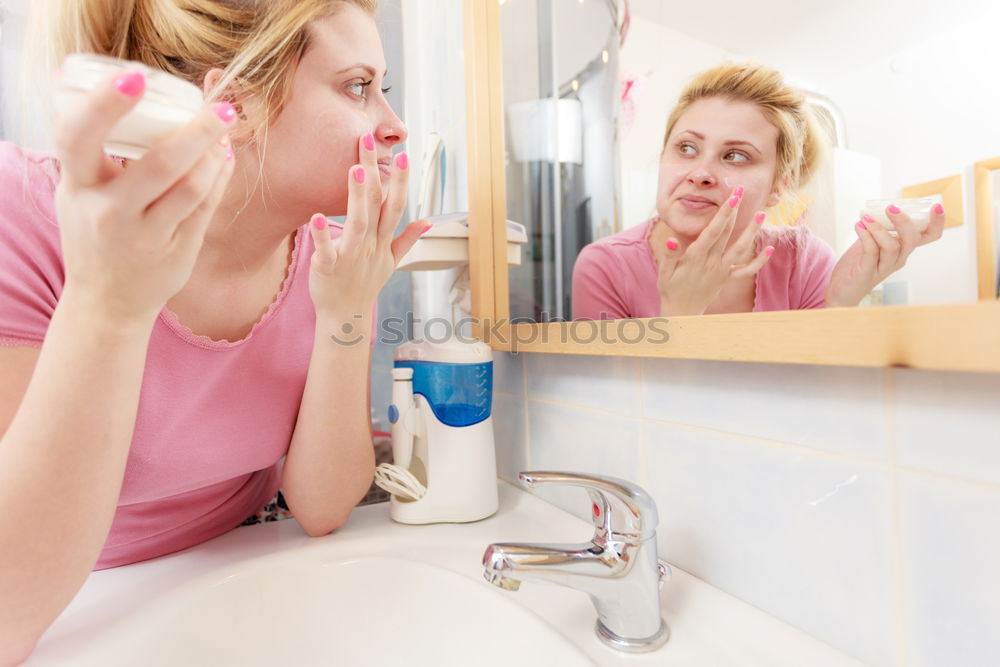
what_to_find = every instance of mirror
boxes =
[499,0,1000,323]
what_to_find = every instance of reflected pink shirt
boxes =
[571,218,836,320]
[0,142,333,569]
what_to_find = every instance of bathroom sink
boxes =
[28,482,866,666]
[69,556,593,666]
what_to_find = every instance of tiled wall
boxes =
[491,352,1000,667]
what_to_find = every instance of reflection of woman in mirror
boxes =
[0,1,428,659]
[572,63,945,319]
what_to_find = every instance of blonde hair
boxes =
[25,0,377,136]
[662,63,827,196]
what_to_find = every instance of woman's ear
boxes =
[202,68,253,141]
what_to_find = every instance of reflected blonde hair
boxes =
[25,0,377,135]
[662,63,827,196]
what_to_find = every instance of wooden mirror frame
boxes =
[462,0,1000,372]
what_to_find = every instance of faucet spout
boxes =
[481,471,671,653]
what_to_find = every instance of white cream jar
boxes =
[860,198,936,233]
[55,54,204,159]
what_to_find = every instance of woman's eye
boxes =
[724,150,750,163]
[678,143,696,155]
[347,80,373,99]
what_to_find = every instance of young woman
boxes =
[0,1,428,661]
[572,63,945,319]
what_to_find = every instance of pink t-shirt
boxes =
[571,218,836,320]
[0,142,331,569]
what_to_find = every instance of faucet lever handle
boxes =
[518,471,659,541]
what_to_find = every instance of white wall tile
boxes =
[641,358,889,461]
[526,400,641,521]
[492,393,529,484]
[526,353,641,417]
[492,351,525,396]
[898,472,1000,667]
[642,421,895,667]
[893,369,1000,485]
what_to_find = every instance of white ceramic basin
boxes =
[85,556,594,666]
[28,482,866,666]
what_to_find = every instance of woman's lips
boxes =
[678,196,717,211]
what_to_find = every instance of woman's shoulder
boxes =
[0,141,61,229]
[0,141,61,186]
[590,219,654,248]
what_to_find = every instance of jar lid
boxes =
[60,54,203,111]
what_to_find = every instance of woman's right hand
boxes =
[53,69,236,325]
[655,187,774,316]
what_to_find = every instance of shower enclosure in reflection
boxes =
[500,0,626,322]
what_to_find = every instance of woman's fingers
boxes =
[689,186,743,258]
[378,152,410,248]
[657,238,681,286]
[170,151,234,256]
[861,215,902,273]
[919,203,947,246]
[391,220,432,266]
[359,132,383,235]
[340,164,370,247]
[883,205,920,255]
[726,210,766,265]
[54,70,146,188]
[143,140,231,238]
[853,220,881,275]
[110,101,237,211]
[730,244,774,280]
[309,214,339,269]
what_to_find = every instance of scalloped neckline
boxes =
[158,226,305,349]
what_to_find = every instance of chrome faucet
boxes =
[482,471,670,653]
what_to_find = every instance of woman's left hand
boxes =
[824,203,946,307]
[307,135,428,324]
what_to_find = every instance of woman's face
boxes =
[256,4,406,219]
[656,96,780,241]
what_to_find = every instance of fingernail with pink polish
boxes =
[933,203,945,215]
[734,185,745,198]
[666,239,679,251]
[755,212,766,224]
[213,101,237,124]
[421,225,433,234]
[354,166,366,184]
[857,220,868,231]
[312,214,327,230]
[114,71,145,98]
[862,214,876,225]
[225,145,234,161]
[887,204,901,215]
[729,195,740,208]
[396,152,409,170]
[765,246,775,257]
[363,133,375,151]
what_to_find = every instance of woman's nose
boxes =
[687,164,717,187]
[374,102,407,147]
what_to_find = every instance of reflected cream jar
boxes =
[55,54,204,159]
[860,198,936,233]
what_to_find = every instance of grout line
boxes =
[521,352,532,472]
[636,358,649,488]
[887,369,907,667]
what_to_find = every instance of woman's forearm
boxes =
[282,314,376,537]
[0,290,154,663]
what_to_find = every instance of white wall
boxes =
[821,16,1000,306]
[492,350,1000,667]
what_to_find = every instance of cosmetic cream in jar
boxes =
[54,54,204,160]
[860,198,936,233]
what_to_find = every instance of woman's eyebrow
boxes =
[677,130,761,155]
[334,64,389,78]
